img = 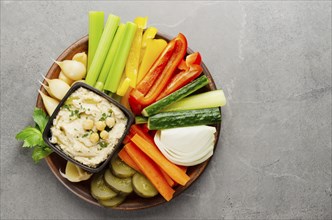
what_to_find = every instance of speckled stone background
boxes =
[1,1,331,220]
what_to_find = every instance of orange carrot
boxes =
[124,142,175,201]
[179,166,188,173]
[130,124,154,144]
[122,133,133,144]
[160,169,175,187]
[131,134,190,186]
[118,148,141,173]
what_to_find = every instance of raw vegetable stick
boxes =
[129,124,154,144]
[95,23,126,90]
[160,169,175,187]
[118,148,142,173]
[123,17,147,88]
[142,75,209,117]
[161,90,227,112]
[87,11,104,71]
[148,108,222,130]
[124,142,175,201]
[119,145,176,188]
[104,22,137,93]
[139,27,158,64]
[131,134,190,186]
[137,39,167,83]
[85,14,120,86]
[116,74,131,96]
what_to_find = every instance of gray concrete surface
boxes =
[1,1,331,220]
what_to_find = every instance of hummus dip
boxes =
[50,87,128,168]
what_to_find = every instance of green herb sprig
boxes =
[16,108,52,163]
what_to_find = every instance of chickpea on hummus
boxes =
[50,87,128,168]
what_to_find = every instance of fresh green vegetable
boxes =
[91,173,118,200]
[15,108,52,163]
[104,169,133,195]
[98,195,126,207]
[135,116,148,124]
[87,11,104,71]
[142,75,209,117]
[147,108,221,130]
[132,173,158,198]
[104,22,137,93]
[85,14,120,86]
[110,155,136,178]
[161,90,226,112]
[95,23,126,90]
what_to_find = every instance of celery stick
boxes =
[104,22,137,93]
[161,90,226,112]
[95,23,126,90]
[85,14,120,86]
[135,116,148,124]
[87,11,104,71]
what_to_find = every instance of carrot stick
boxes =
[122,132,134,144]
[160,169,175,187]
[179,166,187,173]
[131,134,190,186]
[124,142,175,201]
[118,148,141,172]
[130,124,154,144]
[119,146,175,188]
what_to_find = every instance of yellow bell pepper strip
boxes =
[128,33,188,115]
[104,22,137,93]
[95,23,126,90]
[124,17,147,88]
[117,17,147,96]
[139,27,158,64]
[137,39,167,83]
[116,75,131,96]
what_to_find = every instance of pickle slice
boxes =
[110,155,136,178]
[98,195,126,207]
[104,169,133,195]
[132,173,158,198]
[91,173,118,200]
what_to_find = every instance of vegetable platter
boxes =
[17,12,226,210]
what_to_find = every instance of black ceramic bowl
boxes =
[42,82,135,173]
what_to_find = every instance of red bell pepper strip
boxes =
[156,52,203,100]
[129,33,187,114]
[178,52,202,71]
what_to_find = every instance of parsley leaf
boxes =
[32,146,52,163]
[16,108,53,163]
[33,108,49,131]
[15,127,43,148]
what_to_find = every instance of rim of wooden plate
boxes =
[36,33,221,210]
